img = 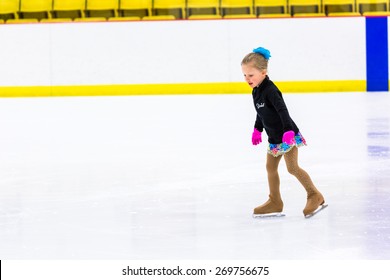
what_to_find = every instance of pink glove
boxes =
[252,128,262,145]
[282,130,296,145]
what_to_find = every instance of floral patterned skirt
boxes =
[267,132,307,157]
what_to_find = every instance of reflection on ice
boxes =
[367,118,390,158]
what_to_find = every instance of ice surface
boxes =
[0,92,389,259]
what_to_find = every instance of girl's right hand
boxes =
[252,128,262,145]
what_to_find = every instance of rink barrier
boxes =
[0,80,366,97]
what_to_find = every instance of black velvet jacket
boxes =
[252,76,299,144]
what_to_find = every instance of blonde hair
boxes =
[241,52,269,71]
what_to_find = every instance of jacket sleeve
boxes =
[266,89,294,132]
[254,114,263,132]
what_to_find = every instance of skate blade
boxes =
[304,203,328,219]
[253,212,285,218]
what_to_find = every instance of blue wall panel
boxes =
[366,17,389,92]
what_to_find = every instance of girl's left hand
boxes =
[282,131,295,145]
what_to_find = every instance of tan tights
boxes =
[266,147,320,200]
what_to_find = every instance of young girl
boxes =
[241,47,327,218]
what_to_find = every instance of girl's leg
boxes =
[253,153,284,215]
[283,147,325,215]
[266,153,283,202]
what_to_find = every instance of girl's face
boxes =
[241,63,267,88]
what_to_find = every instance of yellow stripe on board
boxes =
[277,80,366,93]
[0,80,366,97]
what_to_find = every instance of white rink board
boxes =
[0,18,365,86]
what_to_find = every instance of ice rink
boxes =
[0,91,389,260]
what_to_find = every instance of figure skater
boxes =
[241,47,327,218]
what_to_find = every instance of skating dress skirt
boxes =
[267,132,307,157]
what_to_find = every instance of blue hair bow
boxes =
[253,47,271,59]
